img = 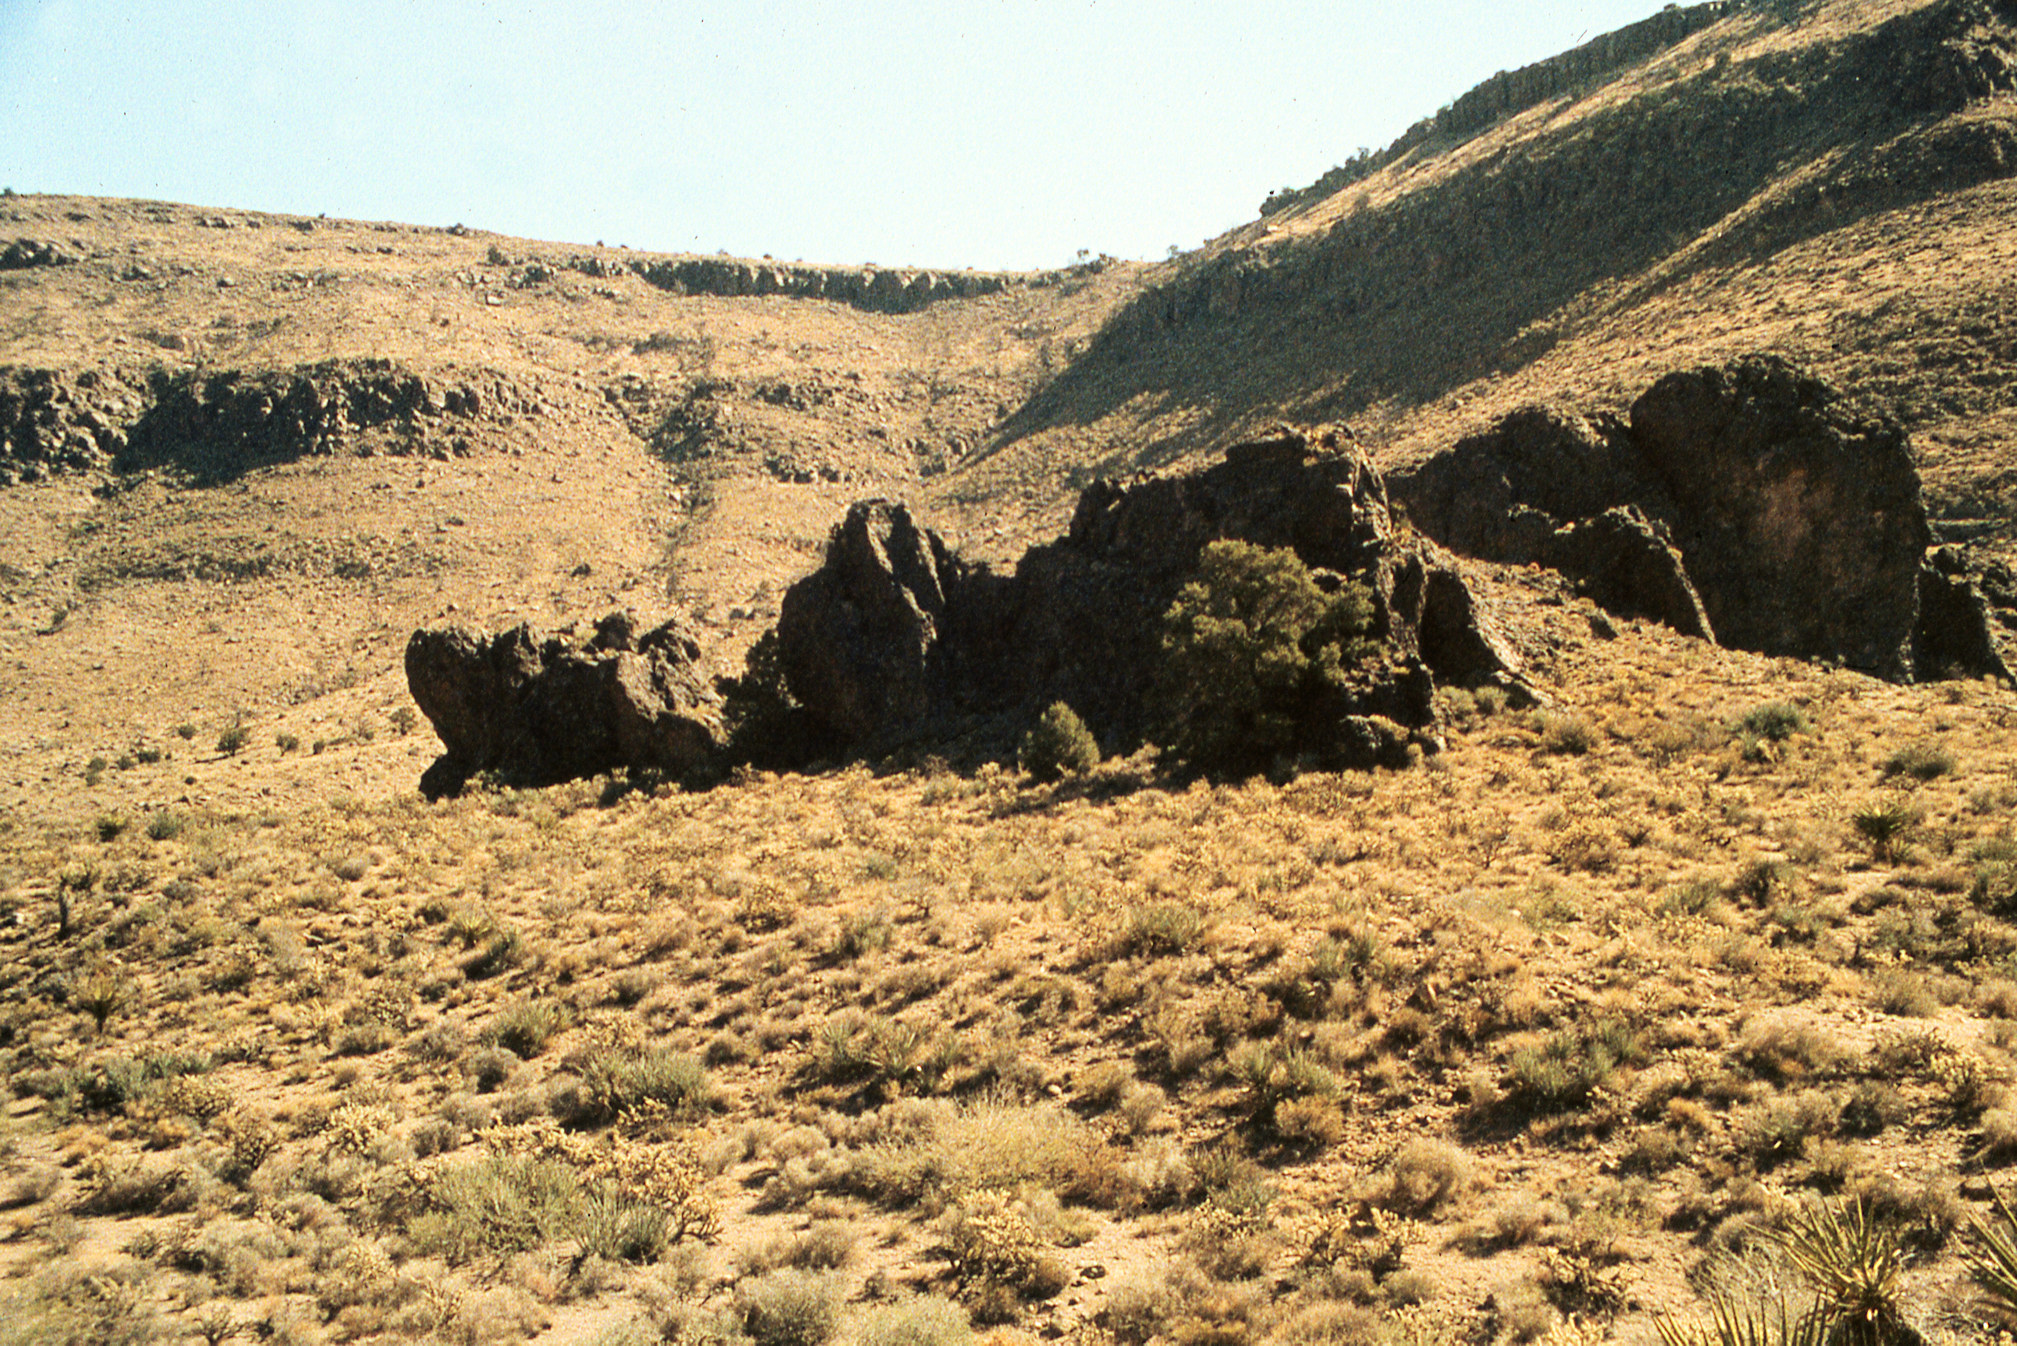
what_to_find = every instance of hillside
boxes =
[4,1,2017,1344]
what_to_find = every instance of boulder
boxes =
[1392,356,2001,681]
[1916,548,2016,682]
[774,426,1532,763]
[1546,507,1713,641]
[1629,357,1930,678]
[406,611,725,798]
[773,500,966,745]
[1377,547,1537,700]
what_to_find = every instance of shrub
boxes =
[1883,742,1955,782]
[216,716,251,757]
[736,1270,843,1346]
[486,1000,570,1058]
[143,811,184,842]
[1538,713,1597,756]
[574,1188,674,1263]
[1378,1139,1475,1216]
[1157,539,1379,775]
[1735,702,1808,743]
[1019,701,1099,782]
[855,1297,973,1346]
[410,1152,579,1260]
[1505,1021,1641,1117]
[572,1045,713,1122]
[1116,901,1208,958]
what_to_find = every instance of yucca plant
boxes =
[1769,1199,1909,1346]
[1656,1199,1913,1346]
[1852,798,1920,864]
[1962,1182,2017,1323]
[1655,1287,1825,1346]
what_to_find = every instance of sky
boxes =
[1,1,1671,273]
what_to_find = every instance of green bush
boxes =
[855,1296,973,1346]
[485,1000,570,1058]
[1019,701,1099,782]
[410,1152,579,1260]
[1157,539,1379,775]
[572,1045,713,1123]
[1883,742,1955,782]
[1505,1020,1642,1117]
[1734,702,1808,743]
[215,717,250,758]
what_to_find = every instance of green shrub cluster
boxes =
[1019,701,1099,782]
[1157,540,1379,775]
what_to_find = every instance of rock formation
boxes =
[1391,357,2011,682]
[0,239,78,269]
[0,359,545,484]
[406,612,726,799]
[776,427,1532,765]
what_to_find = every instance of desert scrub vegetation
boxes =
[0,635,2014,1341]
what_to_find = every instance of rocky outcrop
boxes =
[775,501,965,745]
[0,366,142,481]
[1546,507,1714,642]
[776,427,1532,764]
[0,360,546,483]
[122,361,544,481]
[627,257,1020,315]
[406,612,726,798]
[0,239,79,269]
[1391,357,2005,682]
[1628,359,1933,675]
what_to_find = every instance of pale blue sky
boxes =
[2,1,1669,271]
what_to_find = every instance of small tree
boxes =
[1019,702,1100,782]
[216,713,251,758]
[1158,540,1379,775]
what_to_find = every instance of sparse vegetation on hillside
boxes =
[3,1,2017,1341]
[1,617,2013,1341]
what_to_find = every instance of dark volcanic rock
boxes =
[406,612,725,798]
[776,427,1532,764]
[1393,356,2002,682]
[774,500,968,745]
[0,239,78,269]
[1393,407,1641,563]
[1547,507,1713,641]
[1917,548,2017,682]
[1628,358,1930,677]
